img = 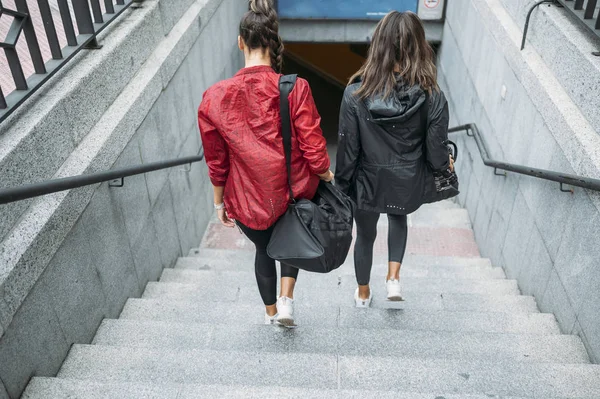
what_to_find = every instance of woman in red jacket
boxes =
[198,0,332,327]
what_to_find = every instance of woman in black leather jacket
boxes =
[335,11,453,307]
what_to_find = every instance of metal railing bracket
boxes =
[109,178,124,188]
[494,168,507,177]
[560,183,574,194]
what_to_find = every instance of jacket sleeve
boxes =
[291,79,331,175]
[425,90,451,171]
[198,91,229,187]
[335,87,361,195]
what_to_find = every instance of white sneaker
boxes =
[264,313,280,325]
[386,279,404,301]
[354,288,372,308]
[276,296,296,328]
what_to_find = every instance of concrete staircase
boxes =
[22,201,600,398]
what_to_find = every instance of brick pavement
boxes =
[202,217,480,258]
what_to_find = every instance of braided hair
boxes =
[239,0,284,73]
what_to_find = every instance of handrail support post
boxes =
[560,183,574,194]
[84,37,103,50]
[181,163,192,173]
[109,178,124,188]
[494,168,507,177]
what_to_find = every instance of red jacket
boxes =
[198,65,330,230]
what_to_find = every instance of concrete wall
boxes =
[0,0,245,397]
[438,0,600,361]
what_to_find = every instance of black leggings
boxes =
[237,222,299,306]
[354,210,408,286]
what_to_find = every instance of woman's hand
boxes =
[449,155,455,172]
[217,208,235,228]
[212,186,233,227]
[318,170,335,182]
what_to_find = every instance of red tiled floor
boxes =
[201,222,253,251]
[202,221,480,258]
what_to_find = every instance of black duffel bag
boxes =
[267,75,354,273]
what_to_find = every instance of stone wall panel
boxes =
[439,0,600,361]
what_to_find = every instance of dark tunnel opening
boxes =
[281,42,441,159]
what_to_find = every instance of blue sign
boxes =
[277,0,419,20]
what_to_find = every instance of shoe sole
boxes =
[355,297,372,308]
[277,317,297,328]
[387,295,404,301]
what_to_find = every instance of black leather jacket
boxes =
[335,78,450,215]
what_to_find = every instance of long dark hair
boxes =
[239,0,284,73]
[350,11,438,99]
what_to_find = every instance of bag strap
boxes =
[279,74,298,202]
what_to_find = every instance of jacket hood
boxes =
[353,75,426,124]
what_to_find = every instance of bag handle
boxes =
[279,74,298,203]
[446,140,458,162]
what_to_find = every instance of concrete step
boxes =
[56,346,600,397]
[159,268,518,296]
[336,356,600,397]
[120,299,559,334]
[184,248,491,269]
[366,207,471,229]
[93,319,589,364]
[143,281,538,313]
[415,199,462,210]
[58,346,338,388]
[174,258,507,279]
[23,378,534,399]
[22,378,179,399]
[162,268,342,288]
[409,205,472,229]
[338,275,518,295]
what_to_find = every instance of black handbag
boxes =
[422,93,460,203]
[432,140,459,198]
[266,75,355,273]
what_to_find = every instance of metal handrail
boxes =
[3,123,598,204]
[0,0,137,124]
[450,124,600,192]
[0,150,204,205]
[521,0,600,55]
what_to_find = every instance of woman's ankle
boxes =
[358,284,370,299]
[387,261,401,281]
[280,277,296,300]
[265,304,277,317]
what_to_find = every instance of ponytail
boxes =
[240,0,284,73]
